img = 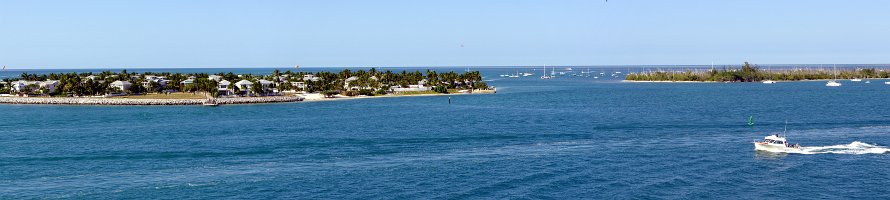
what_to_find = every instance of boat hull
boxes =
[754,143,801,153]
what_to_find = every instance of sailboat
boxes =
[826,64,842,87]
[540,65,551,79]
[762,64,776,84]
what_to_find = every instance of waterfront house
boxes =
[40,80,59,94]
[10,80,31,93]
[344,76,360,90]
[110,80,132,92]
[235,80,253,95]
[258,80,274,91]
[218,80,231,96]
[291,82,306,91]
[86,75,98,80]
[142,75,169,89]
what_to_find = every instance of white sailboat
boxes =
[826,64,841,87]
[762,64,776,84]
[540,65,551,79]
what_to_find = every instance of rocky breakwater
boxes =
[0,96,304,105]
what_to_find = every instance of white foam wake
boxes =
[790,141,890,155]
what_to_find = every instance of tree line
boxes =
[625,62,890,82]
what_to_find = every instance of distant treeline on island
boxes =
[0,68,489,97]
[625,62,890,82]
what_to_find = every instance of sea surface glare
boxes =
[1,67,889,199]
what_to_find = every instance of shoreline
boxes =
[300,89,496,102]
[0,90,496,106]
[622,78,890,83]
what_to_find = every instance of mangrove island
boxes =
[624,62,890,82]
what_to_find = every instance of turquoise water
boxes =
[2,68,890,199]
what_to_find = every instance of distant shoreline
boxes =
[623,78,890,83]
[0,90,496,106]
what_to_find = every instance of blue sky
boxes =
[1,0,888,69]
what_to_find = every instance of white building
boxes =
[142,75,169,88]
[235,80,253,94]
[41,80,59,93]
[110,80,132,92]
[303,74,321,82]
[258,80,274,93]
[209,75,223,82]
[9,80,59,94]
[291,82,306,90]
[218,80,231,96]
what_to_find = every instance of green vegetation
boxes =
[625,62,890,82]
[2,68,491,98]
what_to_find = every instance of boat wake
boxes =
[790,142,890,155]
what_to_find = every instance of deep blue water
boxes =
[2,68,890,199]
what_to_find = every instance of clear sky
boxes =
[1,0,889,69]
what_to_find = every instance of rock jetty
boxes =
[0,96,304,106]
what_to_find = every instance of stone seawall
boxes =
[0,96,304,105]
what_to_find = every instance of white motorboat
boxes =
[763,65,776,84]
[851,78,862,82]
[885,81,890,85]
[754,134,801,153]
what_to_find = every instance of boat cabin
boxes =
[761,135,786,145]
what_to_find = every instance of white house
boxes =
[142,75,169,88]
[180,76,196,85]
[291,82,306,90]
[391,79,432,93]
[303,74,321,82]
[40,80,59,93]
[218,80,231,96]
[258,80,274,92]
[344,76,362,90]
[9,80,58,94]
[110,80,132,92]
[10,80,32,93]
[235,80,253,94]
[209,75,223,82]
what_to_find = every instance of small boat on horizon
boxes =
[826,64,841,87]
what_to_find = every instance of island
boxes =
[0,68,495,105]
[624,62,890,82]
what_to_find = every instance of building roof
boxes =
[258,80,273,85]
[218,80,231,85]
[235,80,253,85]
[111,80,132,86]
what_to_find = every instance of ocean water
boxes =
[1,68,889,199]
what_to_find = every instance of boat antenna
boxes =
[783,120,788,138]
